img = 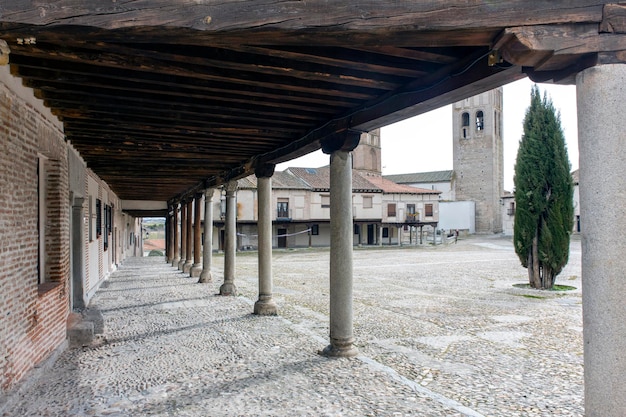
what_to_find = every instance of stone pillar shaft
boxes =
[577,63,626,417]
[220,181,238,295]
[184,200,193,272]
[323,149,358,357]
[178,201,187,270]
[199,189,214,283]
[254,170,278,315]
[190,194,203,277]
[172,203,180,267]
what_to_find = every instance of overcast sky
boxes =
[276,77,579,191]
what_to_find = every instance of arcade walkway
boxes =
[2,237,583,416]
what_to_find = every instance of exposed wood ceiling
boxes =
[1,1,625,215]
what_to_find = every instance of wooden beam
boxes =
[497,23,626,68]
[9,52,380,100]
[601,3,626,33]
[15,65,355,110]
[247,50,523,171]
[0,1,605,33]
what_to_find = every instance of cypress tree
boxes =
[513,85,574,289]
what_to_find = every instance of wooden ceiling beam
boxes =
[496,23,626,69]
[14,64,359,109]
[33,89,328,124]
[8,44,399,93]
[228,44,431,78]
[0,1,604,33]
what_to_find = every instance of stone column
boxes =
[199,188,214,283]
[164,213,170,262]
[320,130,360,357]
[183,199,194,273]
[254,164,278,315]
[178,201,187,270]
[378,224,383,246]
[172,203,180,267]
[220,181,238,295]
[577,63,626,417]
[190,193,203,277]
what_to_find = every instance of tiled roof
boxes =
[363,174,441,195]
[383,170,453,184]
[287,167,381,192]
[237,171,311,190]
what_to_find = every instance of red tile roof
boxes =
[362,174,441,194]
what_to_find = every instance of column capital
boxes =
[224,181,238,195]
[254,163,276,179]
[321,129,362,154]
[204,187,215,199]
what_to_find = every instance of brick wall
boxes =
[0,68,69,391]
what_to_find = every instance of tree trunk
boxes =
[531,233,541,289]
[543,267,554,289]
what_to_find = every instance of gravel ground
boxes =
[2,235,583,416]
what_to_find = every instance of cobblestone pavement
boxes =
[3,236,583,416]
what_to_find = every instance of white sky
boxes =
[276,77,579,192]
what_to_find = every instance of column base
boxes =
[219,282,237,296]
[183,260,193,273]
[172,257,181,268]
[320,338,358,358]
[253,297,278,316]
[190,264,202,278]
[178,259,186,271]
[198,269,212,283]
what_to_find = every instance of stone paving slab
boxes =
[2,236,583,416]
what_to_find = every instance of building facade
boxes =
[0,66,142,396]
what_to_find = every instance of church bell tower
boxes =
[352,128,382,176]
[452,88,504,233]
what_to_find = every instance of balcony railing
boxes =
[276,209,292,220]
[507,208,516,216]
[405,213,420,223]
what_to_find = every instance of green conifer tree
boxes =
[513,85,574,289]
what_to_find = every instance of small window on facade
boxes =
[363,196,373,209]
[311,224,319,235]
[277,198,289,218]
[321,194,330,208]
[382,227,389,238]
[354,224,360,235]
[476,111,484,131]
[407,204,416,220]
[96,199,102,238]
[425,203,434,217]
[387,203,396,217]
[103,205,109,251]
[88,196,94,242]
[507,202,516,216]
[462,112,470,126]
[462,112,470,138]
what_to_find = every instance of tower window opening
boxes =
[462,112,470,138]
[476,111,484,131]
